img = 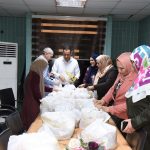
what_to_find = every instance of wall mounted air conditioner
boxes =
[0,41,18,100]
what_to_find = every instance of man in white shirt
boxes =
[52,48,80,86]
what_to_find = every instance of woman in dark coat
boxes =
[79,53,98,88]
[21,58,47,130]
[87,55,118,99]
[123,45,150,150]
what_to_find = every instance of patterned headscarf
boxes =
[125,45,150,103]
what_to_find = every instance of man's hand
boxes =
[59,75,66,82]
[49,72,55,77]
[53,87,62,92]
[54,79,61,86]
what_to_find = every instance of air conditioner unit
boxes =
[0,41,18,100]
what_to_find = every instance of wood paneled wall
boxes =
[32,18,106,60]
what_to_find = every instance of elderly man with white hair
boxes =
[37,47,57,92]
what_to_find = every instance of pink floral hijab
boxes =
[125,45,150,103]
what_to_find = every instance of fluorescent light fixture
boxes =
[56,0,87,8]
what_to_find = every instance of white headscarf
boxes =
[94,55,113,85]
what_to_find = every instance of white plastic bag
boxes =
[41,112,75,140]
[79,108,110,129]
[55,108,81,128]
[75,98,95,110]
[81,119,117,150]
[54,102,75,111]
[8,131,60,150]
[73,88,92,99]
[40,96,56,113]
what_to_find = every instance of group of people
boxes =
[21,47,80,130]
[41,47,80,91]
[22,45,150,150]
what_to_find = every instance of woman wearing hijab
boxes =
[79,53,98,88]
[122,45,150,149]
[87,55,118,100]
[21,58,48,130]
[94,52,137,130]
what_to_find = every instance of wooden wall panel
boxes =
[32,18,106,60]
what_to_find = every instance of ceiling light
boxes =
[56,0,87,8]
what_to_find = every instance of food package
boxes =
[41,112,75,140]
[79,108,110,129]
[81,119,117,149]
[8,131,60,150]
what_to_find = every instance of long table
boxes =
[28,116,132,150]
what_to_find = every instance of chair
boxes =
[0,88,16,108]
[0,107,15,133]
[0,128,12,150]
[5,111,25,135]
[126,129,147,150]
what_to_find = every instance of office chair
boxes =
[0,107,15,133]
[5,110,25,135]
[0,128,12,150]
[0,88,16,108]
[126,129,147,150]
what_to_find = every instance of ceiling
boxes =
[0,0,150,21]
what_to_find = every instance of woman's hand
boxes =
[78,84,85,88]
[87,86,94,91]
[94,99,106,111]
[93,98,98,103]
[122,119,135,134]
[94,99,105,106]
[100,106,109,112]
